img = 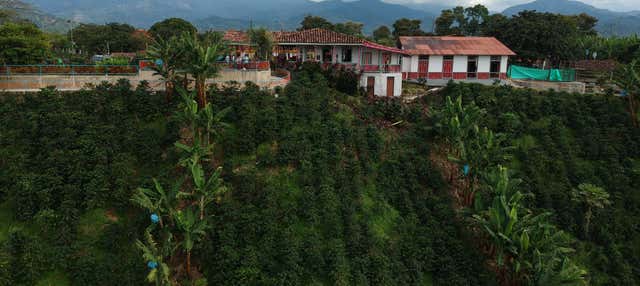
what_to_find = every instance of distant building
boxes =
[399,36,516,86]
[223,28,408,97]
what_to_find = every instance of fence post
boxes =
[39,65,42,76]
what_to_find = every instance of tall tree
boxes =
[299,15,334,31]
[248,27,274,61]
[373,25,391,41]
[149,18,197,40]
[334,21,364,36]
[392,18,424,38]
[434,5,489,36]
[0,22,50,64]
[71,23,145,54]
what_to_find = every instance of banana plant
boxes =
[136,229,175,286]
[131,178,183,227]
[614,60,640,127]
[174,209,208,279]
[180,33,227,108]
[147,37,184,102]
[178,159,227,220]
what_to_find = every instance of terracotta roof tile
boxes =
[274,28,364,44]
[399,36,516,56]
[223,30,250,44]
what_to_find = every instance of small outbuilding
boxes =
[399,36,516,86]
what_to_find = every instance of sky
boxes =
[384,0,640,12]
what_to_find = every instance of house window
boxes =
[382,53,391,65]
[322,47,332,63]
[490,56,501,78]
[363,52,373,65]
[467,56,478,78]
[342,47,352,63]
[305,48,315,62]
[444,55,454,61]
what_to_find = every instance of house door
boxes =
[386,77,394,97]
[418,59,429,77]
[367,77,375,97]
[443,59,453,79]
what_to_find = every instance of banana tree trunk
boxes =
[186,250,192,279]
[165,81,174,104]
[196,78,206,108]
[629,94,638,127]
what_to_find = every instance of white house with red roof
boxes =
[399,36,516,86]
[223,28,407,97]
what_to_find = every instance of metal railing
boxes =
[362,64,401,73]
[220,61,270,71]
[1,65,140,76]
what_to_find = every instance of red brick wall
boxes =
[453,73,467,80]
[477,73,490,80]
[428,73,442,79]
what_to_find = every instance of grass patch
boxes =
[36,270,70,286]
[77,208,113,241]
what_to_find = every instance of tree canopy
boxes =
[0,21,50,64]
[70,23,146,54]
[149,18,197,40]
[392,18,425,38]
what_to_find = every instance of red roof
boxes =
[221,28,405,54]
[399,36,516,56]
[274,28,363,44]
[223,30,250,44]
[362,40,407,55]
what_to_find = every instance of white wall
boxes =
[478,56,490,73]
[501,56,509,73]
[360,72,403,97]
[410,56,419,72]
[429,56,443,72]
[401,56,412,72]
[453,56,467,73]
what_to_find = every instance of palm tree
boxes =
[571,183,611,239]
[147,37,184,103]
[180,33,226,109]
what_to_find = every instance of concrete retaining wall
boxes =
[511,79,586,94]
[0,69,278,91]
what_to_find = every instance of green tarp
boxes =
[508,65,575,82]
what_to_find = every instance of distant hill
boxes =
[22,0,437,34]
[502,0,640,36]
[0,0,75,33]
[197,0,439,34]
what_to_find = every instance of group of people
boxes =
[224,54,251,65]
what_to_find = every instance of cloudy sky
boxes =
[384,0,640,12]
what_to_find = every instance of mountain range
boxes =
[503,0,640,36]
[3,0,640,36]
[0,0,74,33]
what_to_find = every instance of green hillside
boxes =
[1,67,639,285]
[0,0,74,33]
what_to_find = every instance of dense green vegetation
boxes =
[2,65,640,284]
[443,83,640,285]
